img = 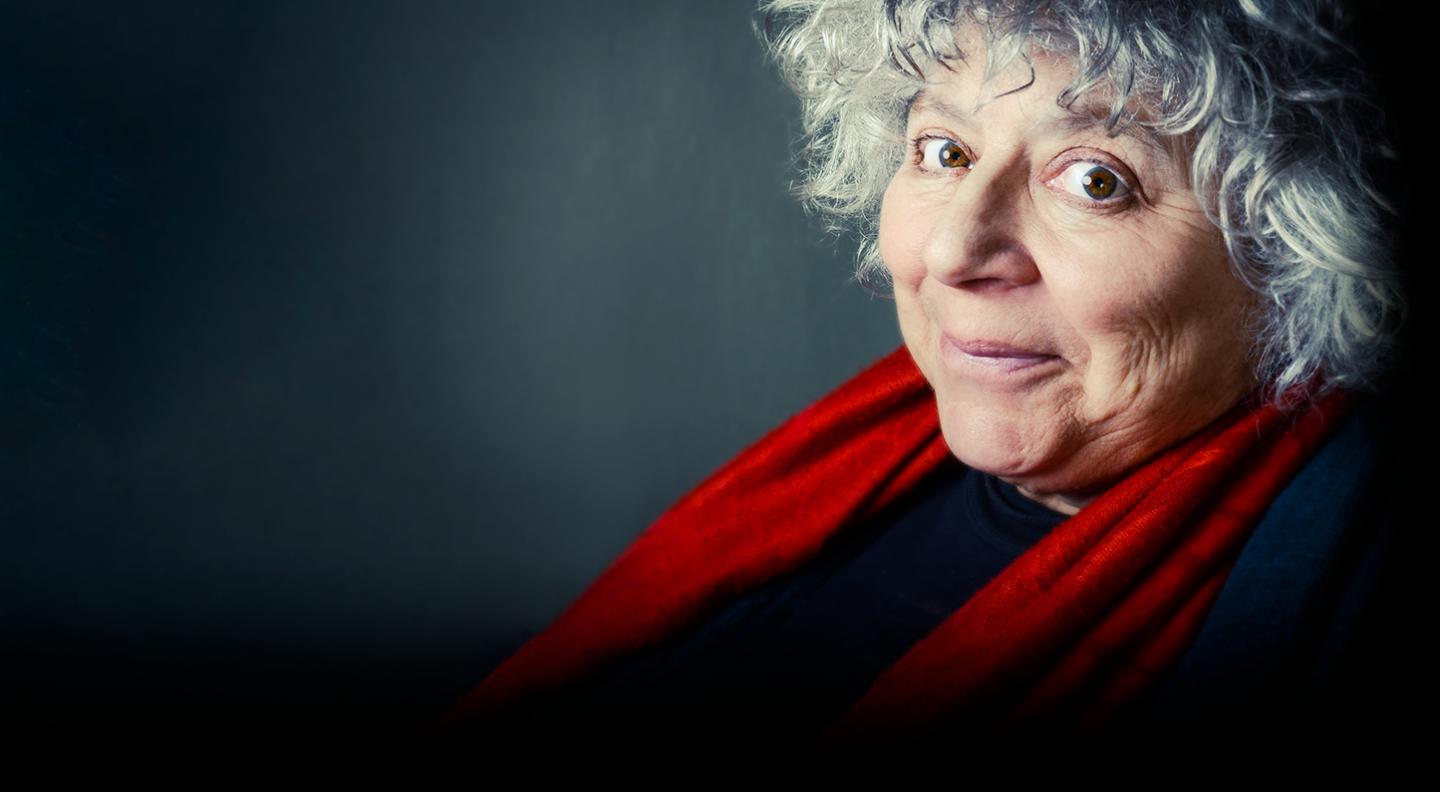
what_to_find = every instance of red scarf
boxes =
[434,345,1352,745]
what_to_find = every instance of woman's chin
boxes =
[937,401,1107,493]
[938,410,1055,481]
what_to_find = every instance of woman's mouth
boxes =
[941,335,1062,377]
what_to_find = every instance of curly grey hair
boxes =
[755,0,1404,404]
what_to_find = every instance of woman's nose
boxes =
[921,157,1042,291]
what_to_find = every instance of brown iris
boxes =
[1080,166,1119,199]
[938,140,971,169]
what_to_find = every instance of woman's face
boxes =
[878,34,1260,513]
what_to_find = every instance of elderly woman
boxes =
[436,0,1405,754]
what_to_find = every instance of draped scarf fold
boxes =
[433,345,1353,746]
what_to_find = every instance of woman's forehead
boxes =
[924,21,1162,124]
[906,80,1170,159]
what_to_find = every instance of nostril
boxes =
[957,276,1018,294]
[927,240,1042,290]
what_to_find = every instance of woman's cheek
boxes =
[877,177,933,283]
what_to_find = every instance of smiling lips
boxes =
[941,334,1061,376]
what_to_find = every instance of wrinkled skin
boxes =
[877,29,1260,514]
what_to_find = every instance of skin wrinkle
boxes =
[878,26,1259,514]
[766,1,1403,402]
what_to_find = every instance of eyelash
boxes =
[906,133,1137,208]
[908,134,974,172]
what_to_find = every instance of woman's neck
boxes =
[1014,485,1091,516]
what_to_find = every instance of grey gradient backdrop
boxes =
[1,0,1428,738]
[2,0,904,734]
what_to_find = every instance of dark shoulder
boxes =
[1113,388,1423,753]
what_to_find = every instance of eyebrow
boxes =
[907,92,1170,157]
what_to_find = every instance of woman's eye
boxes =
[1055,162,1130,201]
[917,137,973,171]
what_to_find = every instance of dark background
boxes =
[1,0,1431,743]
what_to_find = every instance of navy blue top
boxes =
[518,462,1069,742]
[469,394,1408,756]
